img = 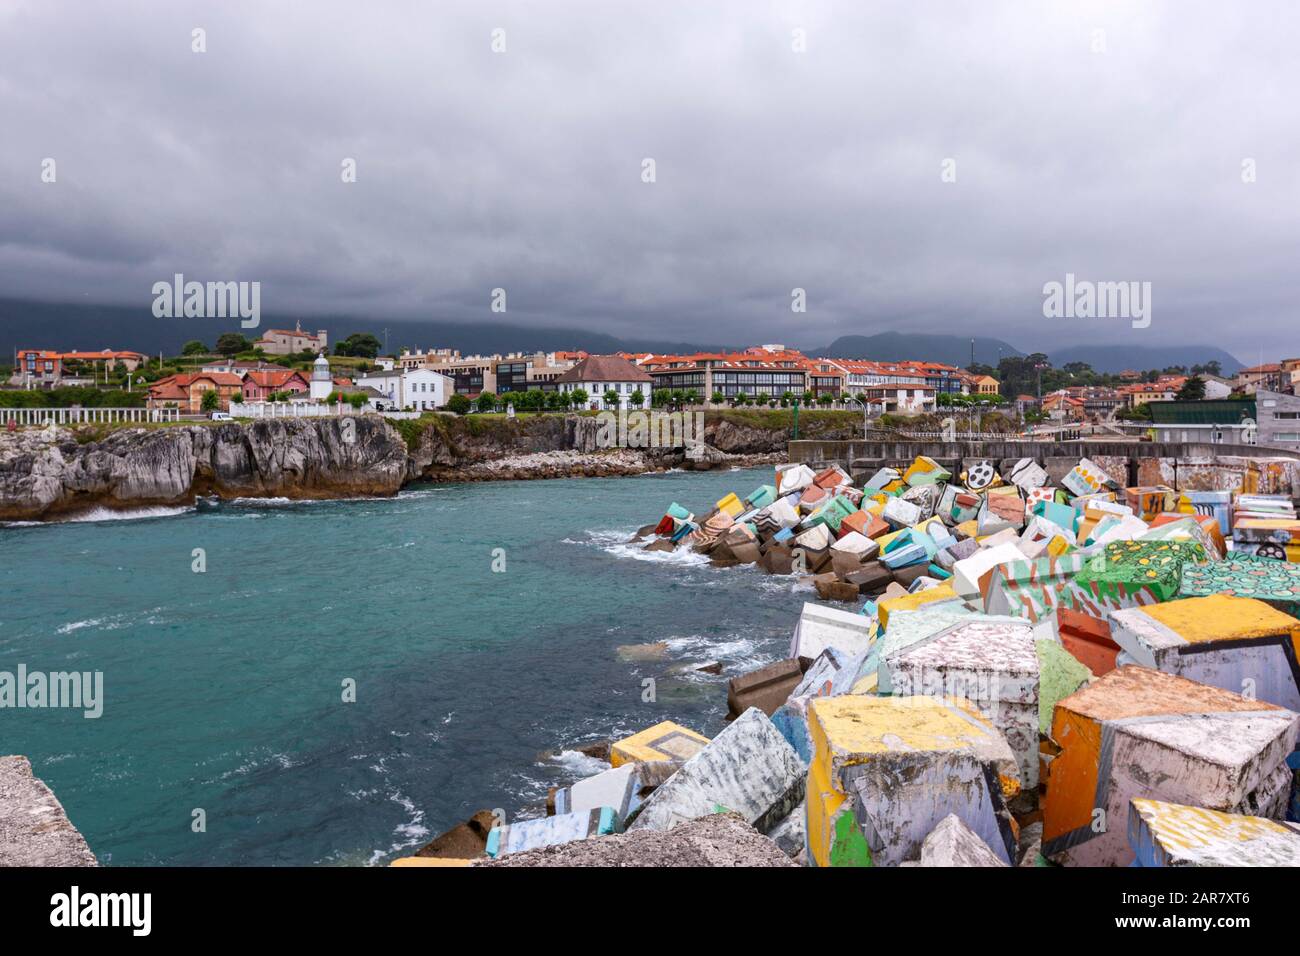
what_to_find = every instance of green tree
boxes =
[818,393,833,406]
[215,333,251,356]
[683,388,699,406]
[630,388,644,408]
[200,389,220,412]
[1177,376,1207,401]
[447,394,472,415]
[181,340,208,356]
[603,388,619,408]
[711,390,725,405]
[570,388,589,407]
[476,391,497,412]
[756,392,771,406]
[335,333,382,358]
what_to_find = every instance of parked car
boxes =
[210,411,233,421]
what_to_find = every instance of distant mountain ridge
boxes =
[0,297,1245,374]
[810,332,1022,368]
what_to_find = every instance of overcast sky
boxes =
[1,0,1296,354]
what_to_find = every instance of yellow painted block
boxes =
[715,492,743,518]
[874,528,906,551]
[954,519,979,539]
[987,485,1020,498]
[1138,594,1300,647]
[881,479,906,494]
[1046,535,1074,558]
[610,720,710,768]
[390,857,473,867]
[877,581,958,630]
[805,740,847,868]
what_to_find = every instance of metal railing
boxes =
[0,406,178,425]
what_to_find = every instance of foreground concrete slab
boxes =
[1042,667,1298,867]
[629,708,805,834]
[1128,798,1300,867]
[0,756,98,866]
[918,814,1009,867]
[1110,594,1300,711]
[479,810,797,867]
[806,695,1020,867]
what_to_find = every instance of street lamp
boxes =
[844,392,871,439]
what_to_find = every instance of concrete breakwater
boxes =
[404,452,1300,867]
[0,411,863,522]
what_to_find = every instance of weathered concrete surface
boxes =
[1043,667,1299,867]
[0,756,98,866]
[629,708,805,834]
[477,811,796,867]
[1129,798,1300,867]
[918,814,1009,867]
[1110,595,1300,712]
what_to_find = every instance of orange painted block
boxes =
[1056,606,1120,676]
[1042,666,1298,867]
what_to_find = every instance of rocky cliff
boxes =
[0,411,862,521]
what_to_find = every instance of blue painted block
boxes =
[486,807,619,858]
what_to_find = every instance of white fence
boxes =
[230,402,421,420]
[0,406,178,426]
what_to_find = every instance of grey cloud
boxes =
[1,0,1296,354]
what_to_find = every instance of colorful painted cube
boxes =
[1129,799,1300,867]
[610,720,710,768]
[487,807,619,858]
[805,694,1019,867]
[1109,594,1300,711]
[1042,667,1298,867]
[1061,457,1119,498]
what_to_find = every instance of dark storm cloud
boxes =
[1,0,1297,353]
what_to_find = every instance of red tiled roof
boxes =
[557,355,652,384]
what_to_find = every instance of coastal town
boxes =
[7,330,1300,453]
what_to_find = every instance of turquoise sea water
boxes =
[1,468,807,865]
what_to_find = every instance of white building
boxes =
[356,368,453,411]
[556,355,652,410]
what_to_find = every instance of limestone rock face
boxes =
[0,756,98,867]
[0,418,408,520]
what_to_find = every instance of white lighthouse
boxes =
[309,352,333,401]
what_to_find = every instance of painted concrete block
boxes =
[487,807,619,858]
[776,463,816,496]
[876,580,961,630]
[1042,666,1299,867]
[1178,552,1300,613]
[1129,798,1300,867]
[727,658,806,718]
[903,456,952,487]
[1008,458,1049,493]
[629,708,806,834]
[918,813,1009,867]
[880,615,1053,787]
[805,695,1020,868]
[610,720,710,768]
[1062,458,1119,498]
[952,542,1024,600]
[790,601,876,660]
[982,553,1090,622]
[863,467,901,491]
[883,496,922,529]
[554,764,639,820]
[1109,595,1300,712]
[1062,540,1206,618]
